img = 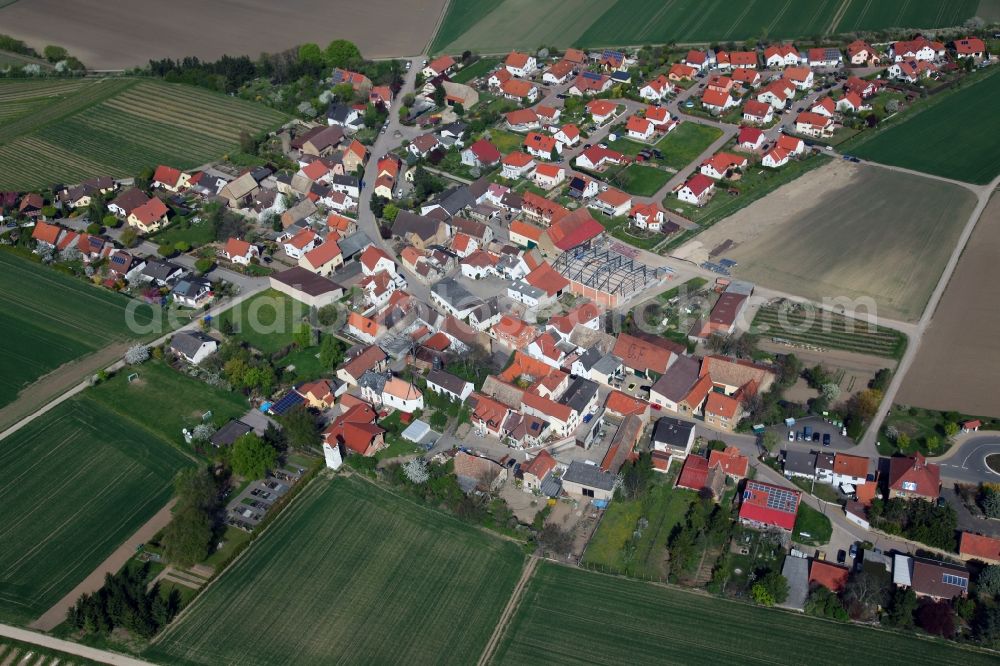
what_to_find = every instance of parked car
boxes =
[822,433,831,446]
[812,432,821,442]
[787,430,795,442]
[849,543,858,558]
[837,549,847,564]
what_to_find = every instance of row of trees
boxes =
[65,563,178,637]
[868,497,958,551]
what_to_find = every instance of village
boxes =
[3,25,1000,662]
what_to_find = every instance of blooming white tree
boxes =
[821,383,841,402]
[402,458,429,484]
[192,423,215,442]
[124,344,150,365]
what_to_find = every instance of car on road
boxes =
[556,93,568,99]
[849,156,861,163]
[849,543,858,558]
[685,100,695,108]
[262,256,272,264]
[822,433,831,446]
[812,432,821,442]
[788,430,794,441]
[583,143,592,149]
[837,549,847,564]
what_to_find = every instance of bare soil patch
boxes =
[757,340,893,401]
[0,0,446,70]
[897,193,1000,416]
[679,161,977,322]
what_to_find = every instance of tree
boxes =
[324,39,361,68]
[885,99,900,114]
[804,586,849,620]
[319,333,346,367]
[430,410,448,429]
[279,406,320,449]
[86,222,102,235]
[896,432,911,452]
[944,421,959,440]
[751,582,776,606]
[383,203,400,222]
[842,566,889,621]
[120,226,139,248]
[977,565,1000,597]
[332,82,355,102]
[761,430,780,456]
[229,433,278,479]
[195,257,214,274]
[298,43,324,66]
[102,214,119,227]
[317,304,340,327]
[433,84,446,107]
[915,599,955,638]
[821,383,841,402]
[162,504,213,567]
[453,102,465,117]
[43,45,68,62]
[849,388,882,423]
[403,458,429,484]
[884,587,917,628]
[125,344,150,365]
[293,323,314,348]
[538,524,574,556]
[174,241,190,254]
[982,487,1000,519]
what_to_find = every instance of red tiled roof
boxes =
[604,390,647,417]
[522,449,557,480]
[683,173,714,196]
[742,100,771,119]
[738,126,765,145]
[302,238,341,266]
[833,453,869,479]
[525,261,570,296]
[130,197,168,225]
[506,108,538,126]
[545,207,603,251]
[677,455,710,491]
[708,446,749,478]
[739,480,800,531]
[468,139,502,164]
[509,219,543,241]
[613,333,672,375]
[701,88,731,107]
[888,454,941,499]
[522,391,572,422]
[426,55,455,74]
[31,220,61,244]
[959,532,1000,562]
[501,78,536,98]
[154,165,183,187]
[586,99,617,117]
[224,237,252,257]
[502,151,535,168]
[324,403,384,455]
[524,132,557,153]
[533,163,564,179]
[810,561,850,592]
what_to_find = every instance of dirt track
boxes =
[897,192,1000,416]
[0,0,447,69]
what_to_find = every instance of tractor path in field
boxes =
[29,499,177,632]
[478,555,538,666]
[0,623,154,665]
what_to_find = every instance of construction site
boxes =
[554,238,673,308]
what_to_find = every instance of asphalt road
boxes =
[934,436,1000,484]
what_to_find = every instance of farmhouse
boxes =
[269,266,343,308]
[324,403,385,459]
[521,450,558,493]
[423,55,456,78]
[561,460,616,503]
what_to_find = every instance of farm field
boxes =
[681,161,977,322]
[835,0,980,32]
[851,70,1000,185]
[0,78,287,190]
[897,194,1000,416]
[752,302,907,359]
[492,562,999,665]
[0,396,191,625]
[656,123,723,171]
[0,251,163,411]
[450,57,500,84]
[215,289,310,354]
[147,475,525,666]
[0,0,445,69]
[433,0,988,53]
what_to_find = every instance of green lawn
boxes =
[792,502,833,546]
[216,289,310,354]
[0,396,192,625]
[450,57,500,84]
[151,217,217,249]
[604,135,648,157]
[582,475,695,579]
[487,128,525,154]
[656,123,723,170]
[611,163,670,196]
[147,475,525,665]
[493,562,998,665]
[275,347,327,383]
[0,250,165,410]
[851,70,1000,184]
[589,210,664,251]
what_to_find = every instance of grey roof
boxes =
[326,103,358,125]
[439,121,468,138]
[540,474,562,498]
[783,450,817,476]
[726,280,754,296]
[331,174,359,188]
[210,419,253,447]
[816,452,835,471]
[426,369,470,396]
[575,347,603,372]
[468,176,491,201]
[563,460,616,491]
[358,370,390,394]
[170,330,216,359]
[141,259,185,283]
[431,277,480,311]
[431,185,474,216]
[339,231,374,259]
[401,419,432,443]
[649,354,700,402]
[592,353,623,376]
[470,296,501,323]
[393,210,442,241]
[270,267,342,297]
[450,216,488,239]
[560,376,599,414]
[780,555,809,611]
[508,281,545,300]
[651,416,695,449]
[568,326,616,354]
[172,277,211,299]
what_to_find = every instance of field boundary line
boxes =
[477,555,537,666]
[0,624,154,666]
[149,471,325,646]
[826,0,852,34]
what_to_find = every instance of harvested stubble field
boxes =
[851,69,1000,185]
[0,251,162,410]
[148,475,525,665]
[897,193,1000,416]
[0,0,446,69]
[0,397,191,625]
[492,562,999,665]
[684,161,977,322]
[0,78,287,190]
[752,303,907,359]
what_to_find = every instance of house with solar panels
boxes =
[738,480,800,531]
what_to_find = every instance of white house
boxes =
[504,51,537,77]
[501,152,536,179]
[282,229,319,259]
[677,174,715,206]
[169,331,218,365]
[553,124,580,147]
[222,237,260,266]
[762,147,790,168]
[626,116,654,141]
[532,164,566,189]
[639,74,673,101]
[426,368,474,403]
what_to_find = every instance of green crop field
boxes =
[835,0,980,32]
[433,0,986,54]
[851,70,1000,185]
[493,562,999,665]
[752,302,908,359]
[0,397,191,625]
[0,78,287,190]
[0,251,163,410]
[657,123,723,171]
[216,289,310,354]
[148,475,525,665]
[0,357,246,625]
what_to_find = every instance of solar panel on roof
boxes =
[269,391,304,416]
[583,72,601,80]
